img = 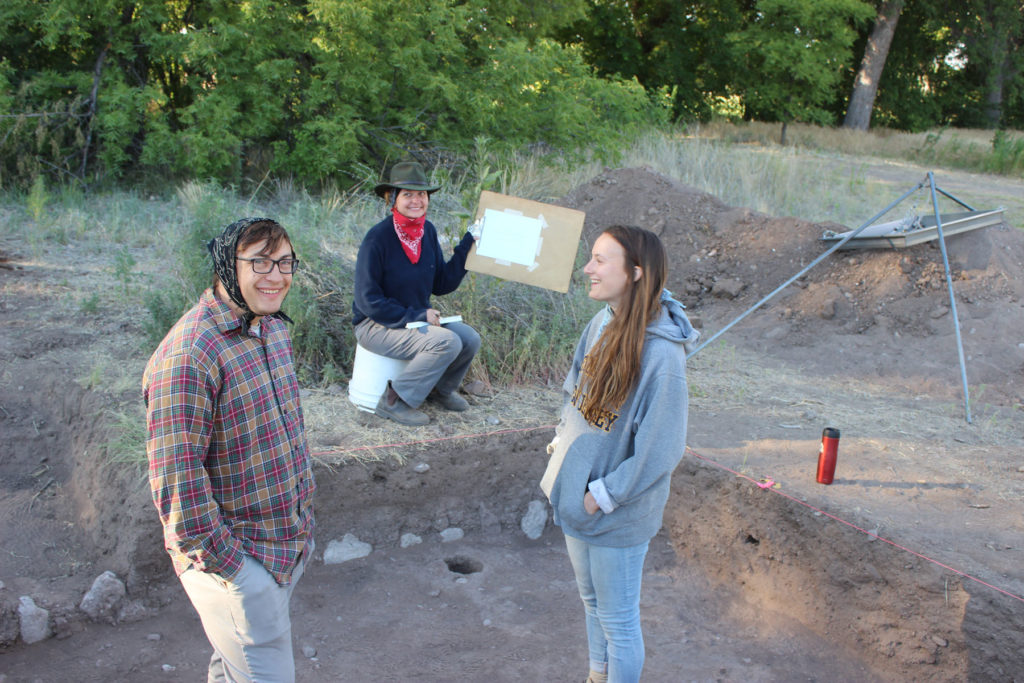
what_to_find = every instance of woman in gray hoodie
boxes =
[541,225,699,683]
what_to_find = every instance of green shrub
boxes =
[987,131,1024,176]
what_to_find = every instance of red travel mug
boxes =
[816,427,840,484]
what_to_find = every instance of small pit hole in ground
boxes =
[445,555,483,575]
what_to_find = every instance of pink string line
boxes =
[314,425,1024,605]
[686,446,1024,605]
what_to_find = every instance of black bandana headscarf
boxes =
[207,217,291,328]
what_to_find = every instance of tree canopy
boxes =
[1,0,1021,190]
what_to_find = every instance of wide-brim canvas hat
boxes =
[373,161,441,197]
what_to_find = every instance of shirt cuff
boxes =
[587,480,616,514]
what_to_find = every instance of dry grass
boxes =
[689,120,1024,178]
[687,341,1021,448]
[302,383,562,468]
[7,132,1020,474]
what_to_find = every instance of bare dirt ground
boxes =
[1,158,1023,682]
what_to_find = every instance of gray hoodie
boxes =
[541,291,698,547]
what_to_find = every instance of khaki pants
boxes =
[354,318,480,408]
[179,552,306,683]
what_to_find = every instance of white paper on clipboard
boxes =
[474,209,543,267]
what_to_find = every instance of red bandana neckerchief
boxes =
[392,207,425,264]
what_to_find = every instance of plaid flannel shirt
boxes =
[143,289,315,585]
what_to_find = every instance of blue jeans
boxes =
[564,534,650,683]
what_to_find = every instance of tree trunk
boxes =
[79,45,109,180]
[984,66,1005,128]
[843,0,905,131]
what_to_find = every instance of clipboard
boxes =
[465,191,585,293]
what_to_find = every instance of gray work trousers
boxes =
[354,317,481,408]
[178,550,307,683]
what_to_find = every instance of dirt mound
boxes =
[564,167,1024,407]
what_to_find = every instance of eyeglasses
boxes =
[237,256,300,274]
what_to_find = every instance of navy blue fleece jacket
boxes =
[540,292,699,547]
[352,216,475,328]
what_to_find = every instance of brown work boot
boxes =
[375,382,429,426]
[428,390,469,412]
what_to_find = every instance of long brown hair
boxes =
[579,225,668,424]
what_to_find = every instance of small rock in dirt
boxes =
[18,596,51,644]
[413,462,430,473]
[51,614,73,640]
[486,416,501,425]
[146,633,161,641]
[463,380,488,396]
[302,644,318,658]
[400,533,422,548]
[440,527,464,542]
[820,299,837,320]
[118,599,154,623]
[162,664,176,672]
[711,278,745,299]
[520,500,548,540]
[930,306,949,319]
[931,635,948,647]
[323,534,372,564]
[79,571,126,624]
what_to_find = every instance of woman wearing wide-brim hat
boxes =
[351,160,481,426]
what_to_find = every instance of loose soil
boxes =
[1,158,1023,682]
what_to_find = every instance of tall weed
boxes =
[141,183,240,342]
[103,408,148,468]
[986,131,1024,175]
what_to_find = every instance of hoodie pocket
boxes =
[554,453,604,532]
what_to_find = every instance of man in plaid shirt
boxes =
[144,217,315,682]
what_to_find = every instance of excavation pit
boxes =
[2,165,1023,680]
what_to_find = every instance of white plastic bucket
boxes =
[348,344,411,412]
